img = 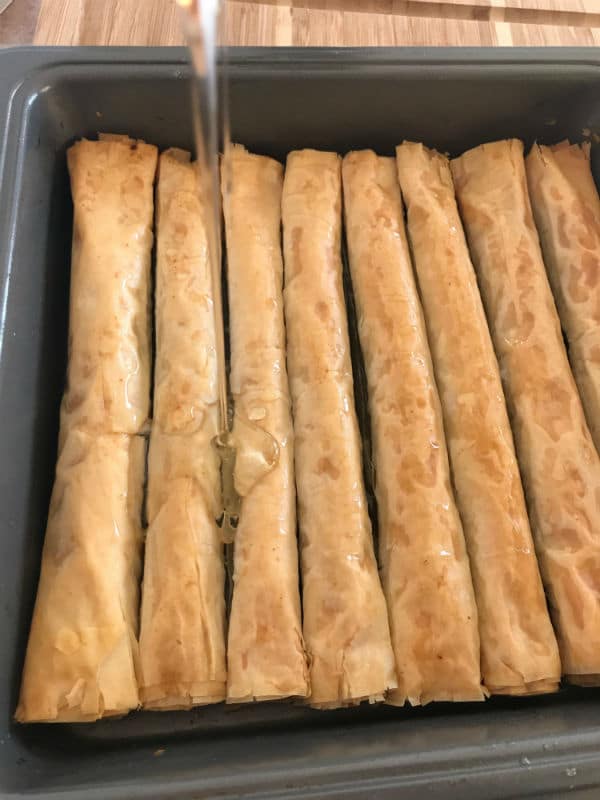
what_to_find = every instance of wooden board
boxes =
[1,0,599,48]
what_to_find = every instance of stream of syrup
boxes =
[177,0,279,550]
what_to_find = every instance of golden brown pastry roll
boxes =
[396,142,560,696]
[16,430,144,722]
[222,145,309,702]
[452,139,600,683]
[62,134,157,437]
[153,148,216,435]
[139,433,226,709]
[138,149,226,709]
[342,150,482,706]
[282,149,396,708]
[526,141,600,452]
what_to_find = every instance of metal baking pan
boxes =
[1,46,600,800]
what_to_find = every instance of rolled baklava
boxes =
[222,144,308,702]
[396,141,560,696]
[17,134,157,722]
[16,431,145,722]
[452,139,600,683]
[61,134,157,438]
[138,149,226,709]
[282,149,397,708]
[343,149,483,705]
[526,140,600,452]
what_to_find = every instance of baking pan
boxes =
[2,46,600,800]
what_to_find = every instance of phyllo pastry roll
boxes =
[62,134,157,437]
[452,139,600,683]
[526,141,600,452]
[139,432,226,708]
[282,149,397,708]
[153,148,216,435]
[16,431,144,722]
[343,149,483,706]
[222,144,309,702]
[138,148,226,709]
[396,142,560,696]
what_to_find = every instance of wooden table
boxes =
[1,0,599,47]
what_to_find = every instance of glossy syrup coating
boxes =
[527,141,600,453]
[282,149,397,708]
[397,142,560,696]
[344,149,483,705]
[452,139,600,681]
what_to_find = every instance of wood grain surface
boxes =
[1,0,599,47]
